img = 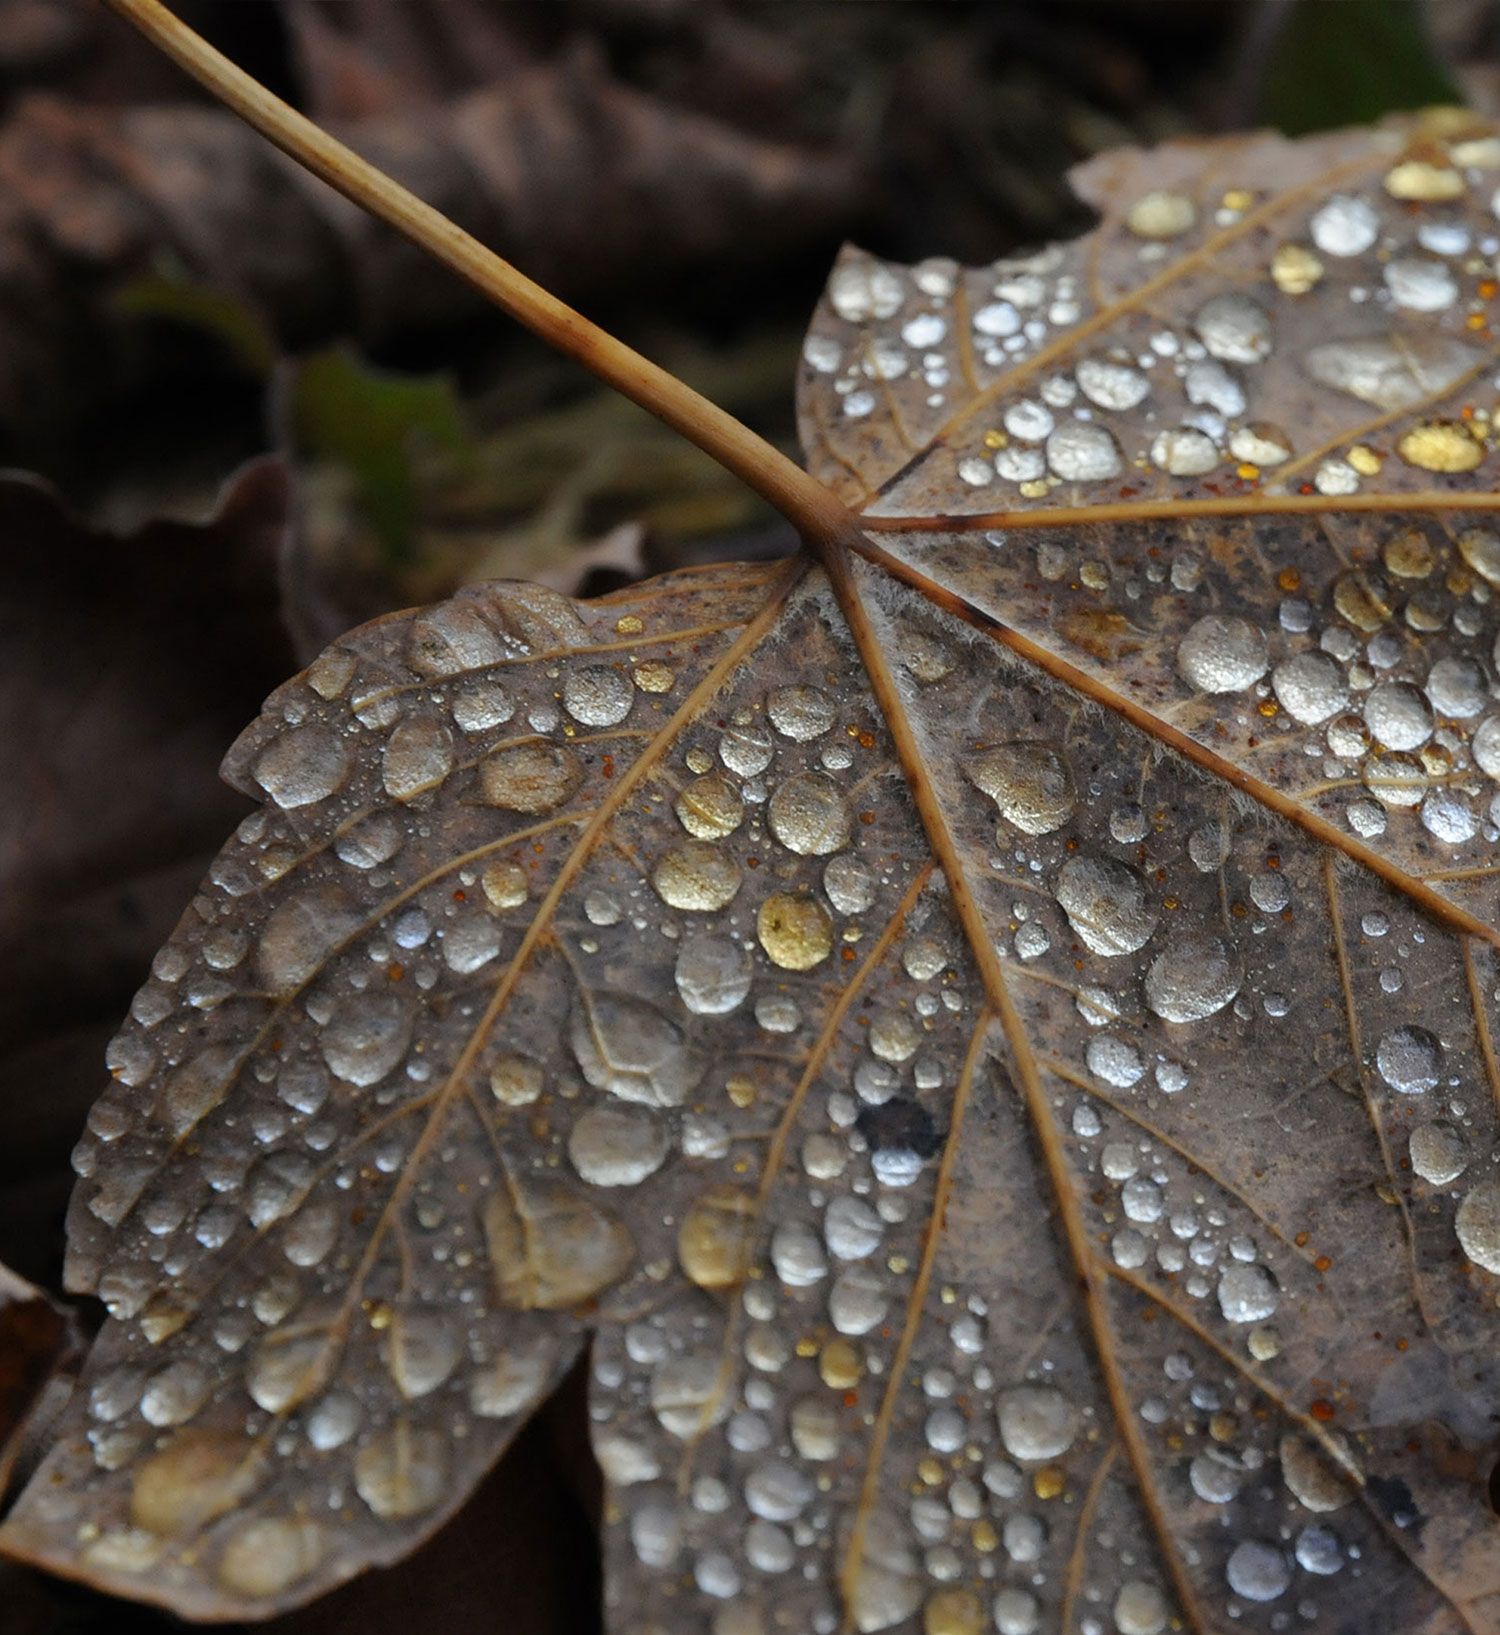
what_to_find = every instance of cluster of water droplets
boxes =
[807,125,1500,506]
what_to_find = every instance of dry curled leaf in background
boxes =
[0,461,293,1292]
[0,1263,80,1502]
[0,36,857,439]
[13,100,1500,1635]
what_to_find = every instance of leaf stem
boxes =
[101,0,864,556]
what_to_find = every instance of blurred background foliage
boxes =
[0,2,1495,1631]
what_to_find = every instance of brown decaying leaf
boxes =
[0,44,856,431]
[0,1262,81,1503]
[10,97,1500,1635]
[0,461,293,1288]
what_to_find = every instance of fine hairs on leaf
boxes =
[5,2,1500,1631]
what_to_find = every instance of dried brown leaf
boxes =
[0,461,293,1288]
[0,48,856,431]
[10,108,1500,1635]
[0,1263,80,1505]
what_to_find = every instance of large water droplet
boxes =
[758,893,834,970]
[563,664,633,727]
[1054,856,1158,957]
[1364,681,1433,751]
[1374,1025,1441,1094]
[386,1306,461,1398]
[1456,1178,1500,1272]
[383,716,454,800]
[484,1176,634,1308]
[1045,422,1121,482]
[478,741,582,812]
[354,1423,448,1518]
[570,992,704,1106]
[652,842,742,911]
[1272,653,1348,724]
[675,933,751,1015]
[1309,193,1378,256]
[320,993,412,1086]
[965,743,1075,836]
[768,772,852,856]
[569,1105,668,1187]
[1217,1262,1279,1322]
[217,1516,324,1600]
[767,686,836,741]
[824,855,876,914]
[254,725,351,809]
[675,774,744,839]
[996,1385,1078,1461]
[1410,1121,1467,1185]
[1145,935,1240,1023]
[1193,293,1272,363]
[1226,1540,1290,1602]
[1177,616,1268,694]
[256,888,359,995]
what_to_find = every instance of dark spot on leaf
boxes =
[856,1098,940,1161]
[1367,1473,1423,1533]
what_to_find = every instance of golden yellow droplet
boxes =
[1347,444,1382,476]
[1332,571,1392,632]
[1210,1411,1239,1444]
[677,1185,757,1290]
[924,1589,983,1635]
[1382,527,1436,579]
[82,1531,161,1574]
[726,1074,756,1109]
[758,892,833,971]
[131,1431,263,1537]
[1457,525,1500,585]
[819,1336,862,1389]
[971,1518,999,1553]
[917,1455,944,1486]
[1271,242,1323,295]
[479,742,583,814]
[614,615,644,635]
[1126,190,1196,239]
[1453,135,1500,168]
[218,1518,324,1598]
[1222,187,1255,212]
[653,841,742,911]
[1248,1324,1282,1362]
[484,1177,634,1309]
[481,861,528,910]
[1033,1464,1065,1500]
[1398,420,1484,473]
[634,661,674,694]
[674,774,745,840]
[1384,158,1464,200]
[489,1053,544,1106]
[139,1297,189,1344]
